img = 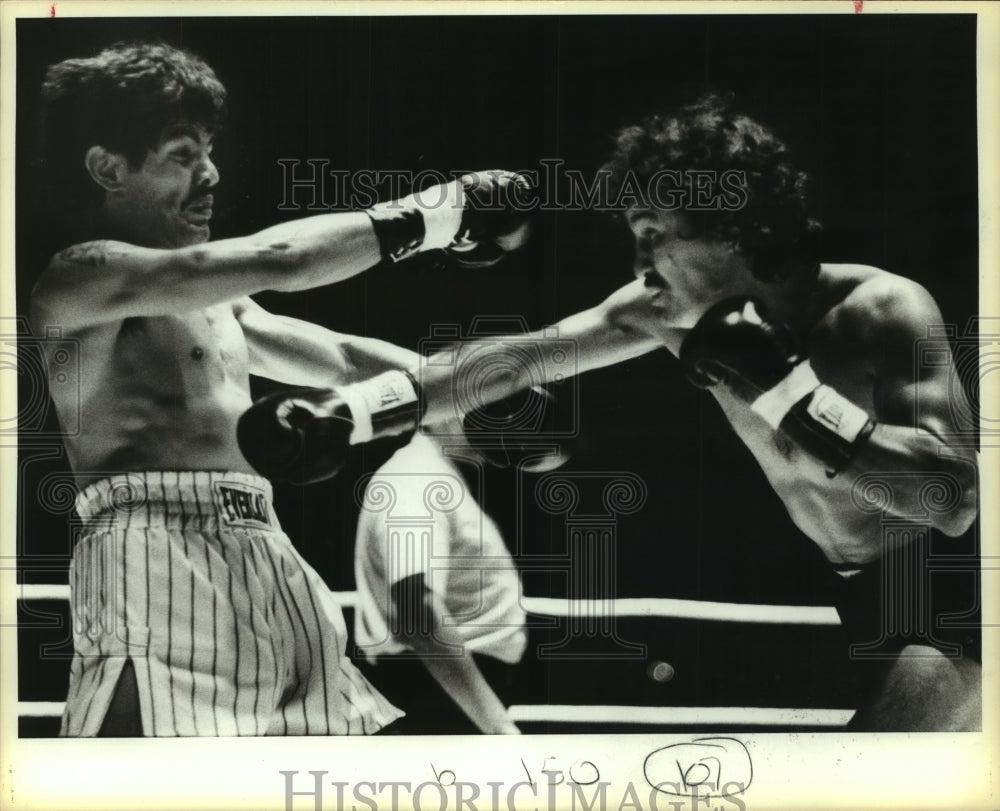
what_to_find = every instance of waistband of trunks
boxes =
[74,471,277,530]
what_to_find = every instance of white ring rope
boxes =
[15,585,846,727]
[18,702,66,718]
[508,705,855,727]
[522,596,840,625]
[14,585,841,625]
[17,701,854,726]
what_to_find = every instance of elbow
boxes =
[928,455,979,537]
[178,245,215,278]
[253,241,309,291]
[933,507,977,539]
[184,241,305,292]
[932,491,978,538]
[157,246,214,294]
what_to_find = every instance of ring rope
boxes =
[16,585,845,727]
[17,701,853,726]
[14,585,841,625]
[508,704,854,726]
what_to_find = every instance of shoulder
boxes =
[822,265,943,346]
[33,242,101,297]
[38,241,133,290]
[48,241,115,269]
[32,240,129,302]
[31,242,110,332]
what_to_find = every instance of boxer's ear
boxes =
[84,146,128,193]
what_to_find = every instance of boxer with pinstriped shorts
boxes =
[30,41,530,736]
[61,471,397,736]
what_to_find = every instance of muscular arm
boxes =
[234,297,420,387]
[30,212,381,331]
[417,279,666,426]
[841,280,978,536]
[390,575,519,735]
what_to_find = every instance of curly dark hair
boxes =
[40,40,227,227]
[600,93,821,282]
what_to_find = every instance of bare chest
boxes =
[703,325,883,557]
[110,305,250,392]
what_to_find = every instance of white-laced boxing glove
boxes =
[680,297,876,476]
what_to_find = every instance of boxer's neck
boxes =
[745,267,828,337]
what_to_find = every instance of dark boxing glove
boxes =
[445,171,534,269]
[237,370,423,485]
[236,387,352,485]
[365,170,532,268]
[680,297,876,475]
[461,385,573,472]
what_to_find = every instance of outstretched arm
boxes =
[235,297,420,387]
[416,279,668,426]
[31,171,528,333]
[30,213,384,332]
[235,280,673,482]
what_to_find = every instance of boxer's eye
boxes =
[167,138,210,167]
[170,149,196,167]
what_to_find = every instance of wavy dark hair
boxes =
[601,93,821,282]
[40,40,227,228]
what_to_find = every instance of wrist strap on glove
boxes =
[366,182,463,263]
[751,360,876,476]
[341,369,423,444]
[365,206,425,263]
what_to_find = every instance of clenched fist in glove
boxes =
[680,297,876,475]
[237,371,422,485]
[237,371,573,485]
[366,170,533,268]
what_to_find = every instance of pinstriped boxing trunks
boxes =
[60,471,402,737]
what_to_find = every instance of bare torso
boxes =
[45,303,257,489]
[710,358,883,566]
[634,263,897,566]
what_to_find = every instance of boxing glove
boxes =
[238,372,574,484]
[462,385,573,472]
[445,171,534,269]
[366,170,532,267]
[680,297,876,475]
[237,370,423,485]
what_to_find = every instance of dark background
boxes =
[14,14,980,731]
